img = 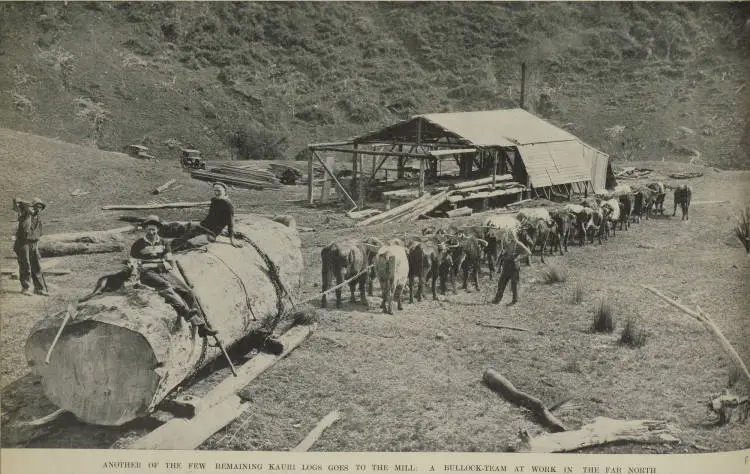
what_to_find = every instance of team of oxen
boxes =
[320,182,693,315]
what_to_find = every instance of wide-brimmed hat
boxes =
[31,198,46,210]
[211,182,227,192]
[142,215,162,228]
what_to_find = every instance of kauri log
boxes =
[25,215,303,426]
[37,226,137,258]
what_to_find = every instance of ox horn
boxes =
[477,238,488,247]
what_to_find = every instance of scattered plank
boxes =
[517,417,680,453]
[483,368,567,432]
[70,189,89,197]
[126,325,314,450]
[691,200,729,205]
[101,201,211,211]
[290,410,342,452]
[445,206,472,218]
[642,285,750,389]
[2,268,71,277]
[668,172,704,179]
[476,322,530,332]
[346,209,382,220]
[153,179,177,195]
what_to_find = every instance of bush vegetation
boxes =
[592,297,616,333]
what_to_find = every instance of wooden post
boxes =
[520,62,527,110]
[313,151,357,209]
[417,119,424,197]
[492,151,498,189]
[321,156,334,203]
[397,145,405,179]
[358,151,365,208]
[307,150,314,204]
[351,143,358,200]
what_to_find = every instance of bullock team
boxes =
[320,182,692,314]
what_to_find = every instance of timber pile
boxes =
[25,215,303,426]
[356,191,450,226]
[615,167,653,179]
[191,162,282,190]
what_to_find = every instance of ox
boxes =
[673,185,692,220]
[564,203,588,246]
[647,182,667,215]
[632,188,655,223]
[518,218,555,263]
[601,198,621,238]
[321,239,379,308]
[618,193,632,230]
[376,243,409,314]
[408,240,441,302]
[581,207,606,245]
[549,209,572,255]
[451,235,487,292]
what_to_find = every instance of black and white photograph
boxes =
[1,1,749,472]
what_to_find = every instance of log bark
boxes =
[37,227,138,257]
[483,368,567,432]
[517,417,680,453]
[25,215,303,426]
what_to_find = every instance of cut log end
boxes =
[26,320,161,426]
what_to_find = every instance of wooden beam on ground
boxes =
[126,325,313,450]
[483,368,567,432]
[290,410,341,452]
[517,417,680,453]
[2,268,71,277]
[153,179,177,195]
[642,285,750,388]
[101,202,211,211]
[476,322,529,332]
[312,151,357,210]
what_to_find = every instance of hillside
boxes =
[0,2,749,169]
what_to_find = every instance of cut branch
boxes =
[476,322,530,332]
[153,179,177,194]
[517,417,681,453]
[642,285,750,389]
[483,368,567,432]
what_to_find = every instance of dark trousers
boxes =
[15,241,45,291]
[139,268,197,318]
[494,261,519,303]
[169,223,216,252]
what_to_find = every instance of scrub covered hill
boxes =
[0,2,748,168]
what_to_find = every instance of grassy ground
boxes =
[1,129,749,452]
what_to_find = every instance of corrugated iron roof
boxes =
[417,108,579,147]
[517,141,591,188]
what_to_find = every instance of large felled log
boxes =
[25,215,303,426]
[483,368,567,432]
[37,226,138,257]
[517,417,681,453]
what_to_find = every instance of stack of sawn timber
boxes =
[357,176,525,227]
[191,162,282,190]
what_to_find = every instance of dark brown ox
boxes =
[407,239,456,302]
[618,193,632,230]
[320,239,378,308]
[549,209,572,255]
[673,185,692,220]
[451,235,487,292]
[632,187,655,223]
[518,218,556,263]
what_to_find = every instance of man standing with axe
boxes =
[13,197,48,296]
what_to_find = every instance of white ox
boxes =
[375,244,409,314]
[601,198,621,237]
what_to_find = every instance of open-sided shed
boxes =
[307,108,612,208]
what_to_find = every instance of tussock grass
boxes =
[289,306,319,327]
[619,317,648,348]
[592,297,616,333]
[571,281,584,304]
[540,263,568,284]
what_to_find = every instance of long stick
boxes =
[476,322,530,332]
[176,261,237,377]
[642,285,750,388]
[45,303,76,364]
[291,410,341,452]
[101,201,211,211]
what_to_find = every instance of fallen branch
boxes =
[691,200,729,205]
[476,322,530,332]
[642,285,750,389]
[291,410,341,452]
[516,417,681,453]
[153,179,177,195]
[483,368,567,432]
[101,201,211,210]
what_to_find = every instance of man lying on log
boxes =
[169,182,244,252]
[80,215,216,337]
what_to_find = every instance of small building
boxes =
[307,108,614,208]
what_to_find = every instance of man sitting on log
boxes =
[170,182,244,252]
[130,215,216,337]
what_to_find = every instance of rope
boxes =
[206,249,257,321]
[296,264,376,306]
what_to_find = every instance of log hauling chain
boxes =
[296,264,376,306]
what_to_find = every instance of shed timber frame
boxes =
[307,109,603,209]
